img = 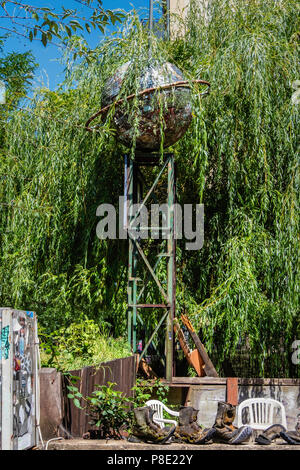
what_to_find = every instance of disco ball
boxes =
[101,60,193,152]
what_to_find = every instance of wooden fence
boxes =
[62,355,137,437]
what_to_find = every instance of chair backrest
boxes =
[237,398,287,430]
[145,399,179,429]
[145,400,164,421]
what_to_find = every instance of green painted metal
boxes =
[129,158,169,227]
[138,310,169,363]
[127,157,138,353]
[137,252,166,302]
[133,238,169,303]
[126,153,176,380]
[166,155,175,381]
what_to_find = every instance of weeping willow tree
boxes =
[0,0,298,376]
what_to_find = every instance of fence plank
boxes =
[64,356,136,437]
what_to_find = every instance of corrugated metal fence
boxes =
[62,355,137,437]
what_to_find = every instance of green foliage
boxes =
[39,319,131,371]
[187,366,198,378]
[67,381,131,438]
[66,377,170,437]
[0,1,125,50]
[0,39,37,147]
[0,48,37,107]
[171,0,299,377]
[131,378,170,408]
[0,1,298,377]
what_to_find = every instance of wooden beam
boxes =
[174,318,191,361]
[238,378,300,386]
[168,377,227,385]
[138,357,158,379]
[181,314,218,377]
[174,318,205,377]
[164,377,300,386]
[189,349,205,377]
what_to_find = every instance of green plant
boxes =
[0,1,124,49]
[67,381,132,439]
[187,366,197,378]
[39,319,131,371]
[131,378,170,408]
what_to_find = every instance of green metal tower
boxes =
[126,152,176,382]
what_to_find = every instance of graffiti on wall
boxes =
[12,312,35,445]
[0,325,10,360]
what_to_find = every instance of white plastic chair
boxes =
[145,399,179,429]
[237,398,287,430]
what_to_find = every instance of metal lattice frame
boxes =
[125,153,176,381]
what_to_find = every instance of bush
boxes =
[66,378,171,438]
[39,318,131,371]
[67,381,132,439]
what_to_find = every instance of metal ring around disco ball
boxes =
[85,79,210,133]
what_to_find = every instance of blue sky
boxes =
[0,1,153,90]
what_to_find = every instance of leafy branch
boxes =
[0,1,125,47]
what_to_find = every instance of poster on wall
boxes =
[0,309,38,450]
